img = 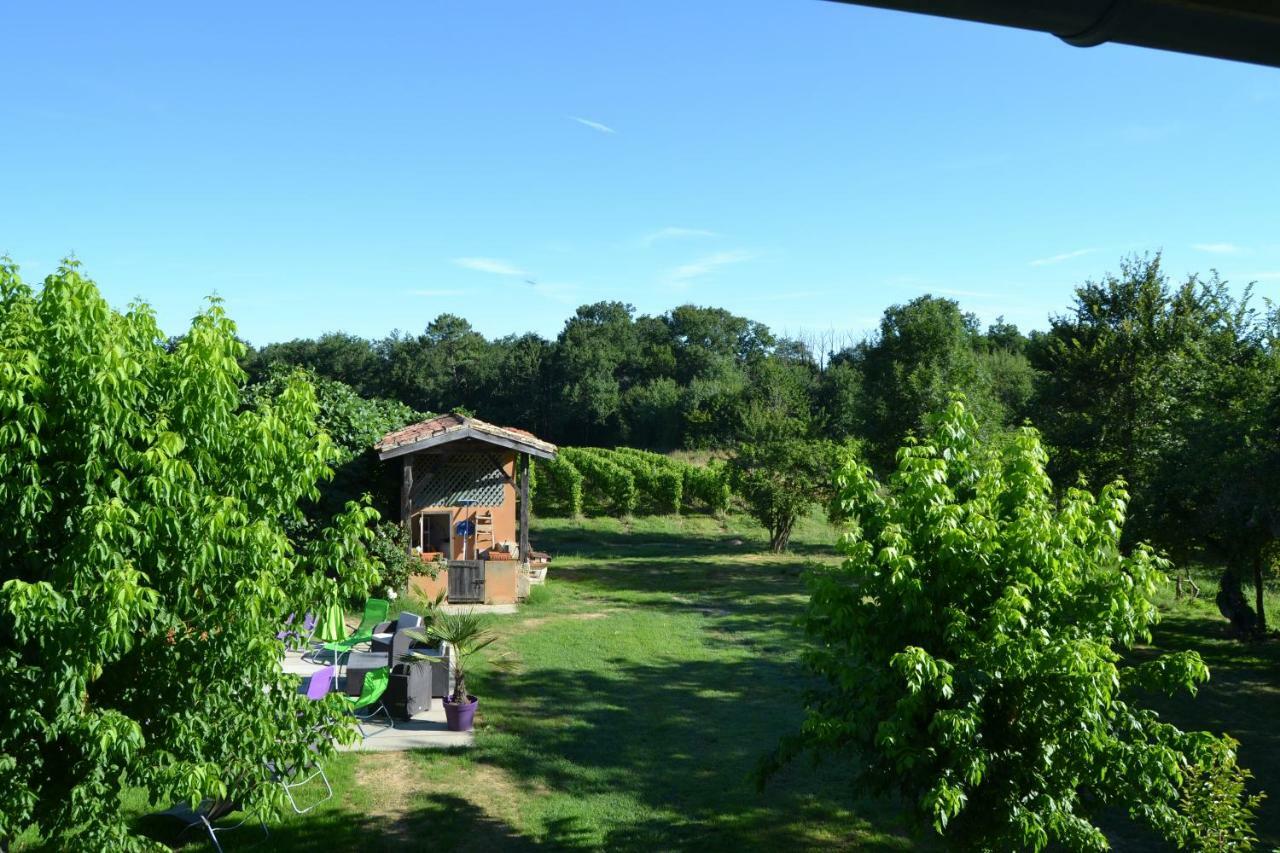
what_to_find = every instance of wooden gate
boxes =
[447,560,485,603]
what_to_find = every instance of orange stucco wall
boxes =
[410,562,448,603]
[408,451,517,560]
[482,561,519,604]
[409,561,520,605]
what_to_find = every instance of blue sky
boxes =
[3,1,1279,346]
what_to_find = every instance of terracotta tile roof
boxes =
[374,412,557,457]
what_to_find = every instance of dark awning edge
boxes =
[827,1,1280,69]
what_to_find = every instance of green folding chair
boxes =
[320,597,389,657]
[343,666,393,737]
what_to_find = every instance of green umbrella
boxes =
[313,599,347,644]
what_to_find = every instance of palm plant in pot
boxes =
[404,610,502,732]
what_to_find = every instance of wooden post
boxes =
[401,455,413,553]
[518,453,531,565]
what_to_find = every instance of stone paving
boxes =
[282,650,474,751]
[438,602,519,615]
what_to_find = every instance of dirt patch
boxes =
[517,611,612,630]
[353,751,547,842]
[352,751,421,838]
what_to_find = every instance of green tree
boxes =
[1031,255,1212,542]
[765,400,1256,849]
[727,437,841,552]
[244,330,382,396]
[1161,290,1280,636]
[552,301,640,445]
[856,295,1012,469]
[0,261,380,849]
[376,313,493,414]
[1031,257,1278,635]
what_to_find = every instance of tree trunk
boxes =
[1254,553,1268,635]
[770,523,792,553]
[1217,566,1259,639]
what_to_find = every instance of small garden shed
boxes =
[374,413,557,604]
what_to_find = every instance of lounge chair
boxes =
[266,665,336,814]
[278,612,317,646]
[153,798,266,853]
[318,598,389,659]
[343,665,393,737]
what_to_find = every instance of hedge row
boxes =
[530,453,584,517]
[609,447,683,513]
[532,446,730,517]
[561,447,638,516]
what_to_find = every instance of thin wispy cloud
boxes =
[932,287,1000,299]
[667,250,755,285]
[528,281,580,305]
[570,116,616,134]
[1192,242,1245,255]
[1247,271,1280,281]
[641,227,718,247]
[410,288,467,297]
[746,289,828,303]
[1030,248,1097,267]
[452,257,527,276]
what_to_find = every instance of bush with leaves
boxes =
[0,261,380,849]
[610,447,684,513]
[244,364,427,527]
[1174,736,1265,851]
[532,454,584,517]
[561,447,638,516]
[682,459,732,514]
[764,400,1258,850]
[366,521,434,597]
[727,438,841,552]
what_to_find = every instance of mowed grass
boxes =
[26,516,1279,850]
[114,511,918,851]
[1130,572,1280,849]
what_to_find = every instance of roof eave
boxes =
[377,426,557,461]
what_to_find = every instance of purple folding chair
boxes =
[269,664,337,814]
[282,612,320,661]
[305,665,336,700]
[276,612,297,642]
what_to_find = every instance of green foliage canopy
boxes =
[774,400,1252,849]
[727,438,842,552]
[0,262,379,849]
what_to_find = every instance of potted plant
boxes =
[404,611,501,732]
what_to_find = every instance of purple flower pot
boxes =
[444,695,478,732]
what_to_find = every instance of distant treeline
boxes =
[244,253,1280,634]
[242,289,1035,454]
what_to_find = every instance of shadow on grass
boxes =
[440,547,919,850]
[533,519,837,562]
[134,793,558,852]
[467,642,918,850]
[1107,607,1280,850]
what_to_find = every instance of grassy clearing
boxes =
[27,515,1280,850]
[113,511,916,851]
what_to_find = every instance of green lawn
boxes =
[29,514,1280,850]
[114,511,918,851]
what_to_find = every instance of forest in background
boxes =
[242,254,1280,638]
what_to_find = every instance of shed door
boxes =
[448,560,485,603]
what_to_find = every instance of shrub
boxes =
[764,400,1258,850]
[366,522,433,597]
[683,459,732,514]
[727,438,840,551]
[610,447,683,513]
[561,447,638,516]
[533,454,584,517]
